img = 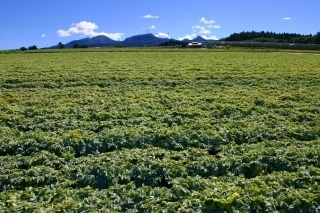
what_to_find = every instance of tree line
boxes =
[19,42,89,51]
[19,45,37,51]
[159,40,188,47]
[222,31,320,44]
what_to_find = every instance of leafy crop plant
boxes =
[0,49,319,212]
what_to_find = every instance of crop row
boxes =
[0,50,320,212]
[1,145,320,212]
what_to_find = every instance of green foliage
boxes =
[20,47,27,51]
[58,42,65,49]
[0,50,19,54]
[28,45,37,50]
[315,32,320,44]
[222,30,319,44]
[159,39,188,47]
[0,50,319,211]
[73,43,89,48]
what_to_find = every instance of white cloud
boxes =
[283,17,291,20]
[155,32,171,39]
[200,17,215,25]
[148,25,156,29]
[207,24,220,29]
[57,21,125,41]
[41,33,46,38]
[178,33,197,41]
[201,35,219,40]
[179,17,220,41]
[191,18,220,35]
[199,29,211,34]
[141,15,159,19]
[192,25,205,30]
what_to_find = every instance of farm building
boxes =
[188,42,203,48]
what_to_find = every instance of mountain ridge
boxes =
[49,34,213,48]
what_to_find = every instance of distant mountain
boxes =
[64,35,119,48]
[121,33,170,47]
[192,36,207,42]
[49,34,214,48]
[182,36,207,43]
[181,39,190,43]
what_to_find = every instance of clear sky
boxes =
[1,0,319,50]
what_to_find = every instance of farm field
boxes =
[0,49,320,212]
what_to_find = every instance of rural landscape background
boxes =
[1,0,320,212]
[1,0,320,50]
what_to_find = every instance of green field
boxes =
[0,49,320,212]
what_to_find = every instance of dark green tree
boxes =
[73,44,89,48]
[314,32,320,44]
[28,45,37,50]
[222,31,316,44]
[20,47,27,51]
[58,42,65,49]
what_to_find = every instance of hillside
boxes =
[182,36,209,43]
[222,30,320,44]
[64,35,119,48]
[121,33,170,47]
[50,34,174,48]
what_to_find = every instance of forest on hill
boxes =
[222,31,320,44]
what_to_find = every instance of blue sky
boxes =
[1,0,319,49]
